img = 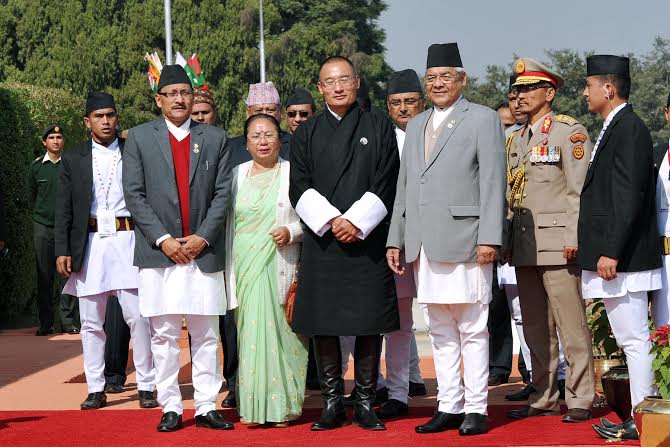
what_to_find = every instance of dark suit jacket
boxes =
[0,188,7,242]
[228,131,291,167]
[122,118,233,273]
[577,105,662,272]
[653,143,668,180]
[55,139,125,272]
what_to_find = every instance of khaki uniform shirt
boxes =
[505,111,593,266]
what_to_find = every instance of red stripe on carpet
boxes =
[0,406,640,447]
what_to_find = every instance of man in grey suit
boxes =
[387,43,506,436]
[123,65,234,432]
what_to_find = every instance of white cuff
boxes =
[295,189,341,237]
[341,192,388,240]
[156,234,171,247]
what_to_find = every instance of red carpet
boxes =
[0,406,640,447]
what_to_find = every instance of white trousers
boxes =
[422,302,489,415]
[650,254,670,328]
[603,291,656,408]
[504,284,566,380]
[79,289,155,393]
[149,314,221,416]
[384,297,414,403]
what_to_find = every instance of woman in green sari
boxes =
[224,114,307,427]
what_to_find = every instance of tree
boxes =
[0,0,392,136]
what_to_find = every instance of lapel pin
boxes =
[447,123,453,128]
[450,119,456,123]
[360,137,368,145]
[193,148,200,153]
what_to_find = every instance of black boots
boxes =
[352,335,386,431]
[311,336,346,431]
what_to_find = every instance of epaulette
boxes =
[32,156,41,164]
[554,114,578,126]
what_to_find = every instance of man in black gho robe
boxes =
[289,56,400,431]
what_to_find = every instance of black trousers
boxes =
[33,221,78,330]
[488,266,513,378]
[219,311,238,387]
[103,296,131,386]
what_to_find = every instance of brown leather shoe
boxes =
[507,405,560,419]
[562,408,592,423]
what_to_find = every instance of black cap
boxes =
[42,124,64,140]
[85,91,116,116]
[427,43,463,69]
[285,87,315,107]
[157,65,192,92]
[387,69,422,95]
[586,55,630,78]
[357,78,370,100]
[508,75,517,93]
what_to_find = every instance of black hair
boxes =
[595,74,631,100]
[243,113,281,138]
[320,56,356,76]
[494,101,510,111]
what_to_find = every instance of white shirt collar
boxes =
[603,102,628,128]
[42,152,61,164]
[165,117,192,141]
[326,104,343,121]
[91,138,120,153]
[432,96,461,130]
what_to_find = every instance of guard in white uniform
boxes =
[578,55,663,441]
[650,95,670,329]
[55,92,156,410]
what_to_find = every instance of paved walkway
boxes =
[0,328,527,411]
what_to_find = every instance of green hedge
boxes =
[0,82,87,325]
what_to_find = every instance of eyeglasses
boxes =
[388,98,422,108]
[158,89,194,99]
[516,84,551,93]
[287,110,311,118]
[425,73,462,85]
[248,132,279,142]
[319,76,356,89]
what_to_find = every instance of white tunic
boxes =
[581,105,662,299]
[138,121,226,318]
[412,107,493,305]
[63,139,138,297]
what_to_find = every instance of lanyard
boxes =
[92,151,120,210]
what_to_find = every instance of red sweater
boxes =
[168,132,190,237]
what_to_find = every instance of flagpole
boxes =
[164,0,173,65]
[259,0,266,82]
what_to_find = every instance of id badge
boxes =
[97,209,117,237]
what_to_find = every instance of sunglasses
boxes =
[287,111,310,118]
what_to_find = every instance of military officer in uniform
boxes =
[30,125,79,335]
[504,58,595,423]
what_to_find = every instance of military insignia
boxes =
[54,126,60,133]
[360,137,368,145]
[541,147,548,163]
[573,145,584,159]
[516,59,525,74]
[542,138,548,145]
[569,132,588,144]
[541,116,552,134]
[530,147,538,163]
[555,114,578,126]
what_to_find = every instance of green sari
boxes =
[233,167,308,424]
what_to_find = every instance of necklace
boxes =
[243,163,280,212]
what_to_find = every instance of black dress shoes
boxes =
[562,408,591,423]
[408,381,427,397]
[138,390,159,408]
[104,383,124,394]
[376,399,409,419]
[80,392,106,410]
[415,411,465,433]
[599,417,621,429]
[505,384,535,401]
[593,417,638,440]
[157,412,183,432]
[221,389,236,408]
[36,327,54,336]
[459,413,488,436]
[507,405,560,419]
[488,374,509,386]
[194,410,234,430]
